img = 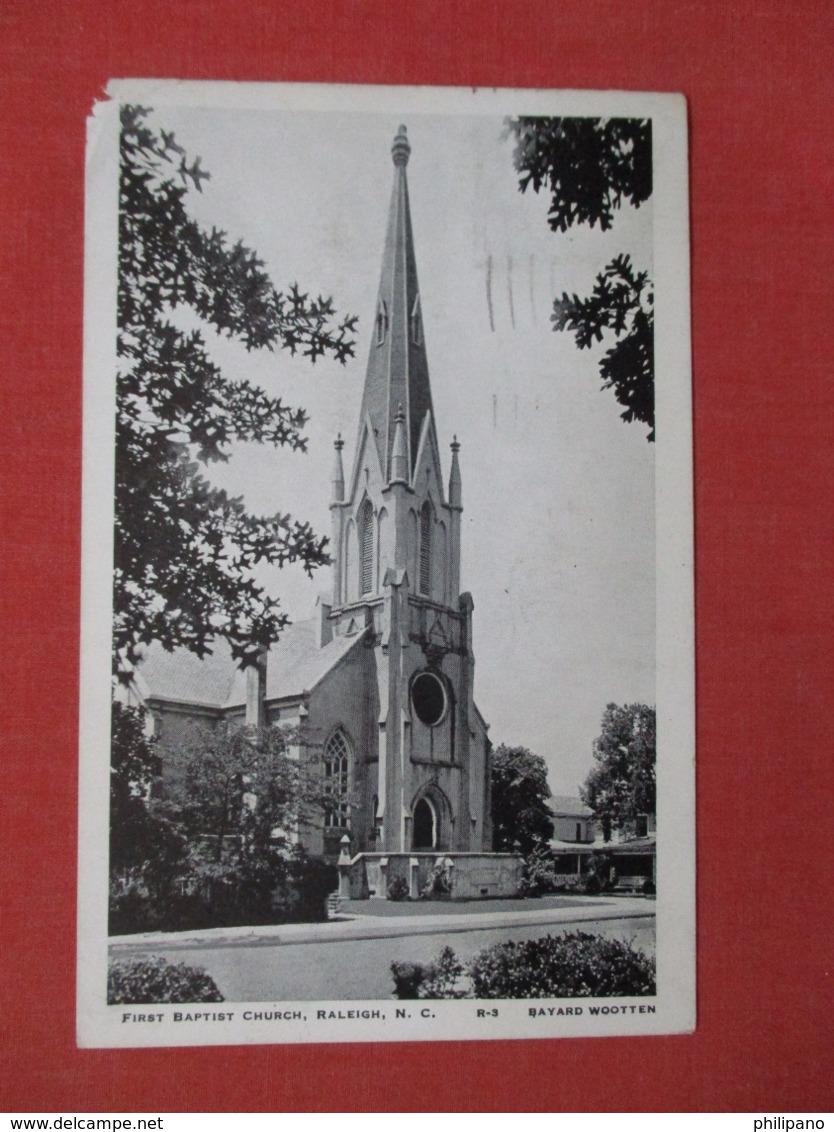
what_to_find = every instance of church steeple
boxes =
[332,126,461,617]
[323,126,486,858]
[356,125,436,484]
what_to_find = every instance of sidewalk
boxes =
[109,895,655,953]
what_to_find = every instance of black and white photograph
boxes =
[78,81,693,1047]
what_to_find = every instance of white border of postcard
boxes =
[78,80,694,1047]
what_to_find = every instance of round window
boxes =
[411,671,447,726]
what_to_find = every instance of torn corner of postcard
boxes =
[78,81,693,1049]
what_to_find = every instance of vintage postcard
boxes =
[78,81,693,1047]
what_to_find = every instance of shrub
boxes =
[586,851,614,892]
[391,946,467,999]
[468,932,655,998]
[109,850,338,934]
[520,847,561,897]
[387,875,410,901]
[107,956,224,1004]
[390,961,426,999]
[391,932,656,999]
[420,859,452,899]
[642,878,656,896]
[419,946,467,998]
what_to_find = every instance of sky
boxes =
[141,102,656,796]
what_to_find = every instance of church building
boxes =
[133,126,513,891]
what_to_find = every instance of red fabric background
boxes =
[1,0,832,1113]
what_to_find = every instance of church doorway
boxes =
[412,797,436,850]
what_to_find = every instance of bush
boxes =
[109,851,338,934]
[387,875,410,901]
[519,847,561,896]
[586,851,614,892]
[107,956,224,1004]
[468,933,655,998]
[642,878,656,896]
[391,932,656,999]
[391,946,467,999]
[420,859,452,899]
[390,961,425,999]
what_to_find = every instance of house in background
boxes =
[548,796,657,887]
[548,795,597,876]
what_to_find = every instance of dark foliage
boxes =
[107,956,224,1004]
[387,875,410,902]
[390,961,425,999]
[420,859,453,899]
[582,703,656,837]
[108,707,337,934]
[109,702,188,924]
[585,851,614,893]
[468,932,655,998]
[491,744,554,855]
[391,933,655,999]
[519,846,562,897]
[553,255,654,438]
[508,117,651,233]
[115,106,357,674]
[391,946,467,999]
[507,116,654,440]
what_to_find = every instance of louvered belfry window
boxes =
[360,500,373,595]
[420,502,431,594]
[324,730,350,829]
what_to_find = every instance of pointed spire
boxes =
[390,404,408,484]
[391,124,410,166]
[331,433,345,503]
[355,125,436,483]
[449,435,462,509]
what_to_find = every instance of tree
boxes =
[164,721,324,865]
[110,713,336,931]
[581,703,656,837]
[490,744,554,855]
[109,702,188,920]
[115,106,357,674]
[507,116,654,440]
[161,721,334,925]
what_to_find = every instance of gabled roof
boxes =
[550,795,594,818]
[139,619,363,710]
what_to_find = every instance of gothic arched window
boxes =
[376,299,388,345]
[360,499,374,596]
[324,729,350,829]
[410,294,422,346]
[419,501,432,595]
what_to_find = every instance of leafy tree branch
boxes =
[553,254,654,438]
[115,106,357,673]
[507,116,654,440]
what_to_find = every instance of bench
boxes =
[613,875,649,894]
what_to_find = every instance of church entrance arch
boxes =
[412,797,436,850]
[411,784,451,851]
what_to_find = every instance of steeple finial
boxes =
[391,124,410,166]
[449,435,462,509]
[390,403,408,484]
[331,432,345,503]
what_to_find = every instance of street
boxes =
[110,897,656,1001]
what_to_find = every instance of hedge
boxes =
[107,956,224,1004]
